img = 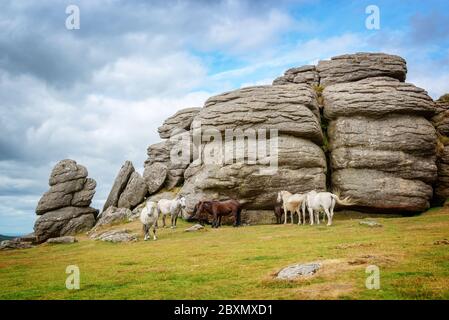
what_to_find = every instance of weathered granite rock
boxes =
[435,145,449,201]
[196,85,322,144]
[34,160,98,243]
[273,65,319,86]
[144,131,192,192]
[323,75,437,213]
[432,102,449,136]
[317,53,407,86]
[72,178,96,207]
[102,161,134,211]
[49,159,88,186]
[181,135,326,213]
[34,206,97,243]
[118,171,148,209]
[323,77,435,119]
[143,162,168,194]
[36,178,86,214]
[277,263,321,280]
[95,206,132,227]
[46,236,77,244]
[158,107,201,139]
[0,239,34,250]
[90,229,138,243]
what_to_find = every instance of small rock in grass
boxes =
[185,224,204,232]
[90,229,138,243]
[46,236,77,244]
[434,239,449,245]
[359,220,382,227]
[277,262,321,280]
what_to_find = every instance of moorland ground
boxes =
[1,207,449,299]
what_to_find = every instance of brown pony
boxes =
[192,199,242,228]
[274,204,284,224]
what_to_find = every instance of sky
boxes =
[1,0,449,235]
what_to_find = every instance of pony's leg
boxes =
[324,208,332,226]
[175,214,178,228]
[171,214,175,229]
[162,214,167,228]
[218,215,222,227]
[308,207,314,226]
[143,224,149,241]
[283,204,288,224]
[152,224,157,240]
[309,207,314,225]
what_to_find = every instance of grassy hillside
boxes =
[1,207,449,300]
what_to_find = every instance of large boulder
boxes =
[102,161,134,211]
[95,206,132,228]
[117,171,148,209]
[34,160,98,243]
[143,131,192,192]
[317,53,407,86]
[181,85,326,215]
[196,85,323,144]
[34,206,97,243]
[323,75,437,212]
[158,107,201,139]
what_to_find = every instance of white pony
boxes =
[302,190,354,226]
[140,200,159,241]
[158,196,186,228]
[277,191,306,225]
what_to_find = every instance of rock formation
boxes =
[34,160,98,243]
[103,161,147,211]
[323,76,436,212]
[432,97,449,202]
[143,107,200,193]
[180,84,327,212]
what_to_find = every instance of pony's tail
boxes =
[331,190,356,206]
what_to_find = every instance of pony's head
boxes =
[179,196,186,208]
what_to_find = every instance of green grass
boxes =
[1,207,449,299]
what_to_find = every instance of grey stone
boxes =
[185,224,204,232]
[102,161,135,211]
[95,206,132,227]
[71,178,96,207]
[277,263,321,280]
[158,107,201,139]
[273,65,319,86]
[359,220,382,227]
[436,145,449,202]
[46,236,77,244]
[197,85,323,144]
[117,171,148,209]
[48,159,88,186]
[181,135,326,213]
[432,102,449,136]
[0,239,34,250]
[317,53,407,86]
[34,206,97,243]
[36,178,86,214]
[323,77,435,120]
[90,229,138,243]
[143,162,168,194]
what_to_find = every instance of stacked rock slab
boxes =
[180,84,327,213]
[432,100,449,202]
[321,55,437,212]
[103,161,147,211]
[273,65,319,86]
[143,107,201,193]
[34,160,98,243]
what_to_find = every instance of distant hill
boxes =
[0,235,16,242]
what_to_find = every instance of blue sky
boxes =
[0,0,448,235]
